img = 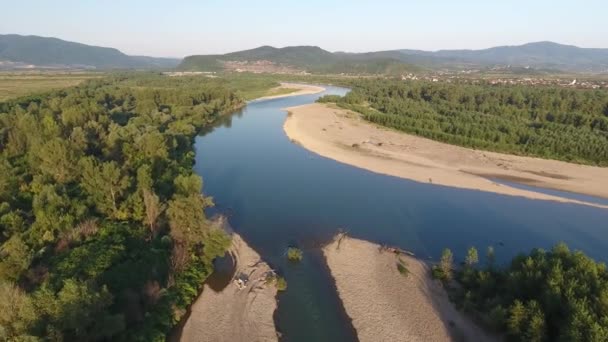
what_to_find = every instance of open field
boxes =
[0,71,103,101]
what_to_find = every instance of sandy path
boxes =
[180,234,279,342]
[284,103,608,209]
[323,235,495,342]
[252,82,325,101]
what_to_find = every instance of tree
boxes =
[173,174,203,196]
[0,281,36,340]
[31,184,86,243]
[166,194,209,245]
[143,189,164,238]
[33,138,78,183]
[465,247,479,268]
[80,158,130,218]
[440,248,453,280]
[486,246,496,269]
[202,229,232,261]
[0,236,33,282]
[508,300,526,337]
[524,301,546,342]
[33,279,124,340]
[0,157,18,202]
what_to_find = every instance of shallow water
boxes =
[194,86,608,342]
[489,177,608,206]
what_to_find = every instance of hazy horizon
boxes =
[2,0,606,58]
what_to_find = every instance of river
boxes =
[194,86,608,342]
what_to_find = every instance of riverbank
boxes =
[252,82,325,102]
[180,233,279,342]
[283,103,608,209]
[323,235,494,341]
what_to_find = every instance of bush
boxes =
[275,277,287,291]
[265,274,287,291]
[431,265,447,281]
[396,259,409,277]
[316,94,343,103]
[287,247,303,262]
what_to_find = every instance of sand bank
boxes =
[284,103,608,209]
[323,235,494,341]
[180,233,279,342]
[252,82,325,102]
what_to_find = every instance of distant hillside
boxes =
[393,42,608,72]
[180,42,608,74]
[178,46,421,74]
[0,34,180,69]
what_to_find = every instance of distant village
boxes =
[163,60,608,90]
[400,72,608,89]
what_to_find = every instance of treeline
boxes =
[434,244,608,341]
[319,79,608,165]
[0,75,244,340]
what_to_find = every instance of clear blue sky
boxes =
[1,0,605,57]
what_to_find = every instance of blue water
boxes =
[194,86,608,341]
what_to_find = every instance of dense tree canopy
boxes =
[455,243,608,341]
[320,79,608,165]
[0,74,240,340]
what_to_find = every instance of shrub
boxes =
[431,265,447,281]
[275,277,287,291]
[316,95,343,103]
[265,274,287,291]
[396,259,409,277]
[287,247,303,262]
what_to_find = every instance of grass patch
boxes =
[396,258,409,277]
[0,72,103,101]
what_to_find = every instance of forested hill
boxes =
[0,34,180,69]
[180,42,608,74]
[395,42,608,72]
[178,45,422,75]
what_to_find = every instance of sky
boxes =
[1,0,606,57]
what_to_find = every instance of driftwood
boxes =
[335,230,348,250]
[379,244,415,257]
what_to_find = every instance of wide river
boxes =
[194,86,608,341]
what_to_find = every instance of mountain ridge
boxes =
[0,34,180,69]
[180,41,608,73]
[178,45,421,74]
[2,34,606,73]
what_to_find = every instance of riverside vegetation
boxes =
[0,73,284,341]
[318,79,608,165]
[3,71,608,341]
[433,244,608,341]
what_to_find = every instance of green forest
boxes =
[442,244,608,341]
[319,79,608,165]
[0,74,276,341]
